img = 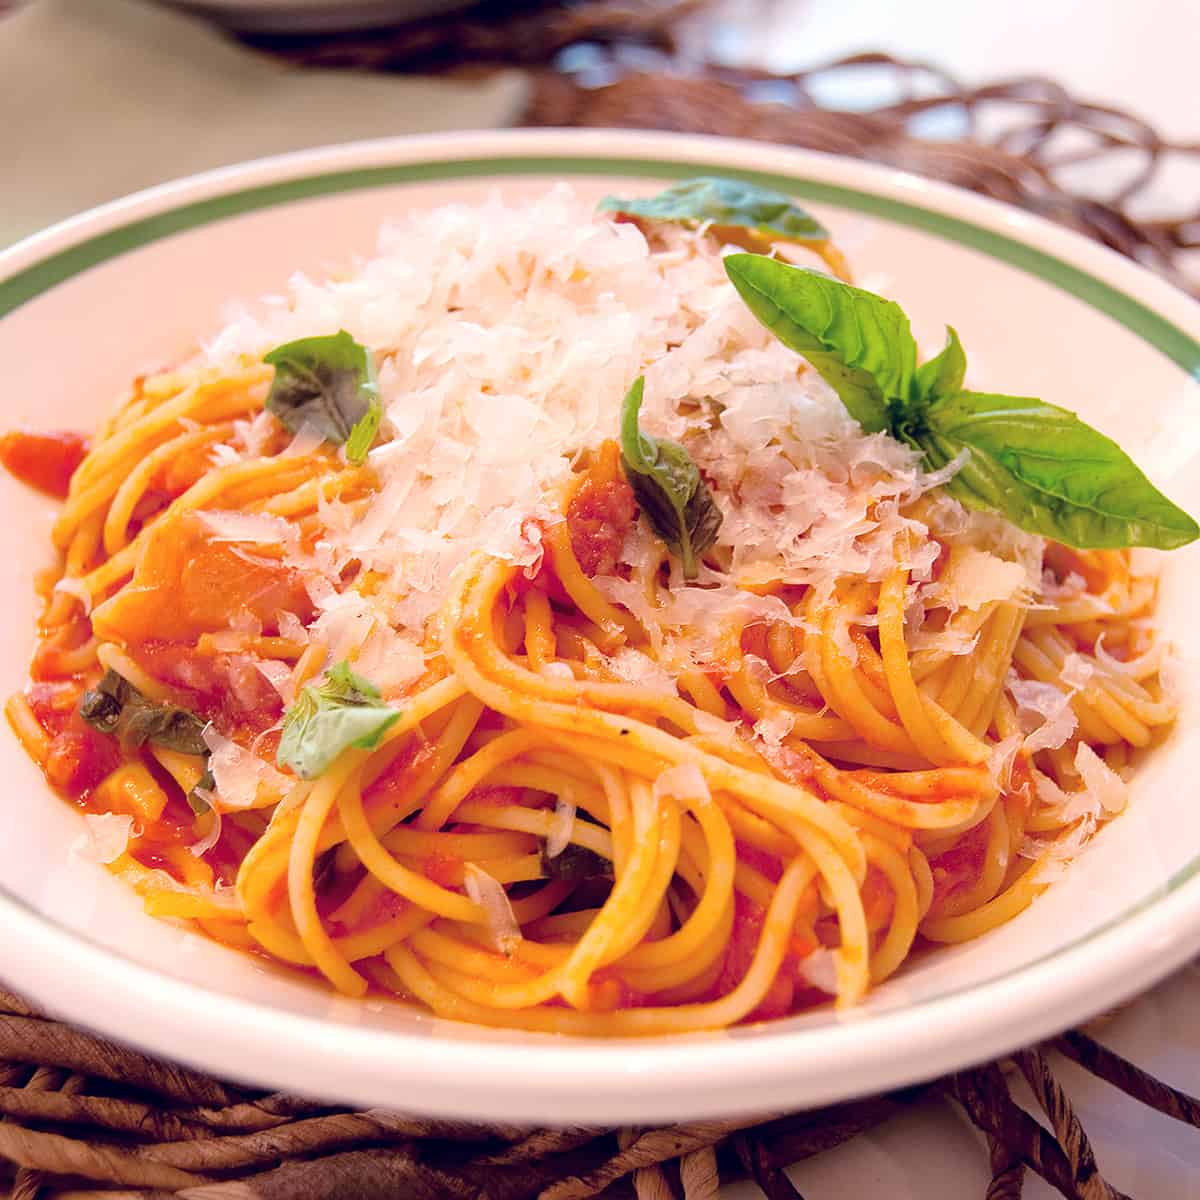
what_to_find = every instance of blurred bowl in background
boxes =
[153,0,474,34]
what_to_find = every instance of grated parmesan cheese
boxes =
[71,813,136,864]
[1009,676,1078,755]
[201,188,1045,676]
[202,724,292,811]
[934,547,1030,611]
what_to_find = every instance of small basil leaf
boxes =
[724,253,915,434]
[599,176,828,243]
[277,659,400,781]
[914,326,966,404]
[263,330,379,448]
[921,391,1200,549]
[79,671,129,735]
[541,842,614,883]
[187,767,214,815]
[619,376,723,580]
[79,669,208,755]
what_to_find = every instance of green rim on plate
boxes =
[2,155,1199,380]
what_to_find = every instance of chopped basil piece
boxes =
[79,670,208,755]
[619,376,723,579]
[263,330,381,464]
[277,660,401,781]
[540,842,613,883]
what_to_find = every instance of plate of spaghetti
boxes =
[2,130,1199,1123]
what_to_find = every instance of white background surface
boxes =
[709,0,1196,139]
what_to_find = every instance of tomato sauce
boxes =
[0,430,88,498]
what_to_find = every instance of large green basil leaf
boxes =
[723,253,916,434]
[919,391,1199,549]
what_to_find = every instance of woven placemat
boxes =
[4,3,1200,1197]
[2,984,1200,1199]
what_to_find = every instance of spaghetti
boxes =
[3,186,1181,1033]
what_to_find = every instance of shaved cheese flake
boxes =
[255,658,295,703]
[464,863,521,956]
[652,763,711,807]
[1093,633,1168,679]
[1009,677,1077,755]
[908,625,979,657]
[1042,568,1087,600]
[914,448,969,491]
[283,421,327,458]
[1019,816,1096,882]
[202,724,292,810]
[606,647,677,695]
[71,813,135,864]
[229,609,263,635]
[797,946,839,994]
[188,799,222,858]
[276,609,310,644]
[539,661,576,683]
[545,792,577,858]
[236,410,278,459]
[1032,769,1098,825]
[754,710,795,756]
[138,867,242,912]
[986,733,1022,792]
[197,510,295,547]
[938,548,1029,611]
[1060,654,1095,692]
[1074,742,1128,815]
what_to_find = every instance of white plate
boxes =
[2,130,1199,1125]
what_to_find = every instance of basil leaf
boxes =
[723,253,915,434]
[541,842,613,883]
[919,391,1200,549]
[277,659,400,781]
[619,376,722,580]
[599,176,828,243]
[79,670,208,755]
[914,326,966,404]
[263,330,380,451]
[723,252,1196,549]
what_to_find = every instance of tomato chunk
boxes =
[92,510,313,644]
[0,430,88,498]
[42,714,122,797]
[566,476,637,577]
